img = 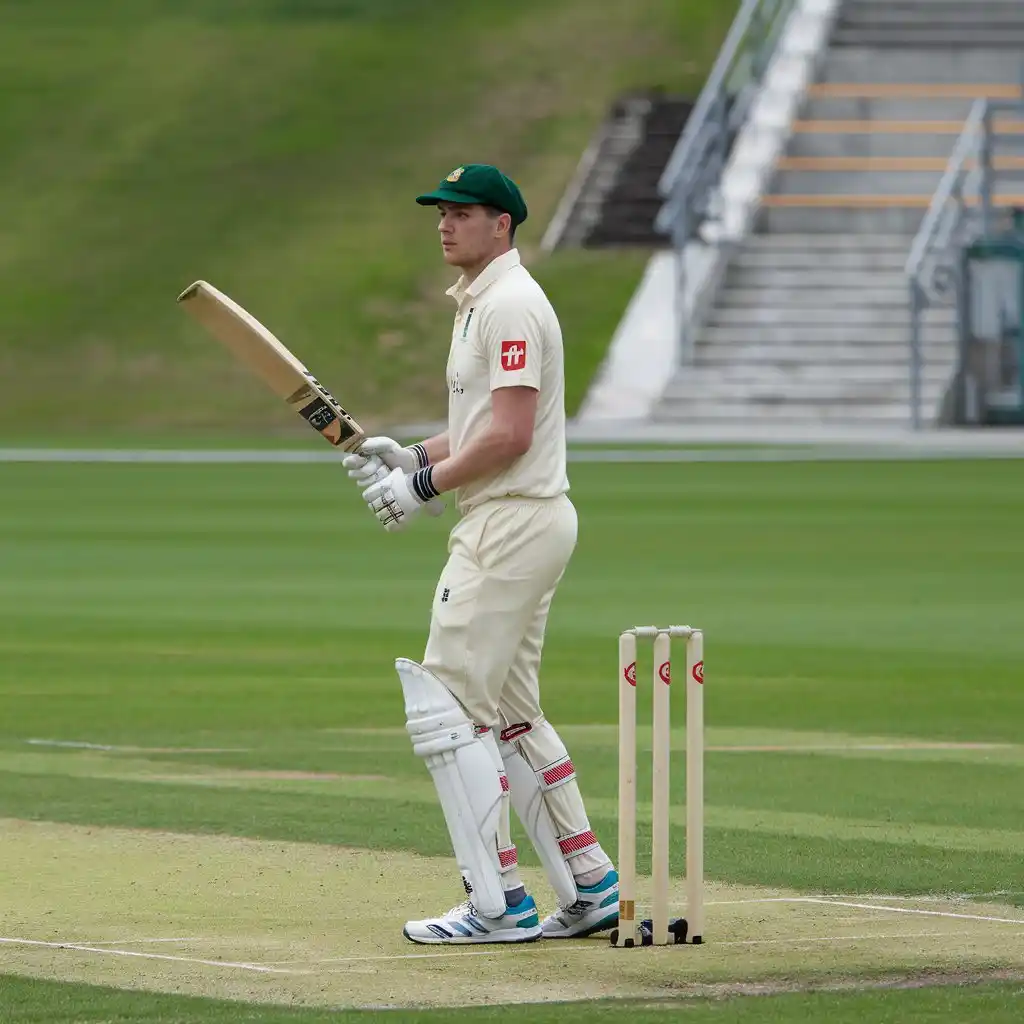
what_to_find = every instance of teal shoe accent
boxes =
[541,868,621,938]
[579,868,619,894]
[507,893,540,929]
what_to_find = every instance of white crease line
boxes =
[707,896,956,907]
[26,739,114,751]
[708,743,1014,753]
[708,897,809,906]
[268,949,515,966]
[0,937,304,974]
[69,937,210,946]
[796,898,1024,926]
[25,739,249,753]
[815,893,1018,903]
[708,895,1024,914]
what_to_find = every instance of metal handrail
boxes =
[905,62,1024,429]
[905,101,989,430]
[906,100,988,286]
[903,93,1024,429]
[656,0,797,242]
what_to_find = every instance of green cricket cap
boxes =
[416,164,528,227]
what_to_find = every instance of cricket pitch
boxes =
[2,818,1023,1010]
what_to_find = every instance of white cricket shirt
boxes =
[444,249,569,512]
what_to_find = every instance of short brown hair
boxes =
[484,205,516,243]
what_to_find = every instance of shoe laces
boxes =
[555,896,589,918]
[445,876,476,918]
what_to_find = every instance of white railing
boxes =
[904,92,1024,428]
[654,0,798,359]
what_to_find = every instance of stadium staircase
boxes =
[653,0,1024,428]
[542,93,692,250]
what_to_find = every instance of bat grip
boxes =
[425,498,446,518]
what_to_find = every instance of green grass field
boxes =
[3,976,1023,1024]
[2,457,1023,1019]
[0,0,734,436]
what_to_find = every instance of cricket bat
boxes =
[177,280,444,515]
[177,280,366,451]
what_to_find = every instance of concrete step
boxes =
[659,387,947,414]
[770,170,943,195]
[693,343,953,365]
[801,97,990,120]
[662,381,926,403]
[732,250,910,271]
[806,82,1024,100]
[833,29,1024,48]
[677,365,952,386]
[791,118,1024,136]
[743,233,915,251]
[651,400,936,425]
[786,130,958,159]
[701,324,955,343]
[705,302,955,324]
[839,14,1024,33]
[840,2,1024,27]
[715,287,912,309]
[777,155,1024,174]
[704,321,950,342]
[756,204,928,233]
[724,268,913,288]
[822,49,1024,84]
[842,0,1024,8]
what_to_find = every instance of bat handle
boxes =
[425,498,446,518]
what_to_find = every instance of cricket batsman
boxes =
[343,164,619,944]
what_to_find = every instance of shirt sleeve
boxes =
[479,297,544,391]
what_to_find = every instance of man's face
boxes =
[436,202,509,268]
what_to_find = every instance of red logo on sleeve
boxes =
[500,340,527,371]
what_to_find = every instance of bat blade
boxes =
[177,280,364,451]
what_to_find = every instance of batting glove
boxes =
[361,466,441,533]
[341,436,429,488]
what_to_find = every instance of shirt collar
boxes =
[446,248,521,303]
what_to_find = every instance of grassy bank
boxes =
[0,1,735,437]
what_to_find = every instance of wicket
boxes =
[611,625,704,947]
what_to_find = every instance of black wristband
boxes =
[411,466,441,504]
[409,443,429,470]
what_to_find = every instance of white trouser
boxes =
[421,495,610,904]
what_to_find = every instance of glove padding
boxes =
[362,467,429,533]
[342,436,419,487]
[342,438,444,519]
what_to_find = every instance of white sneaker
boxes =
[403,891,543,945]
[541,869,619,938]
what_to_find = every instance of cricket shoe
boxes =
[402,889,543,945]
[540,869,620,938]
